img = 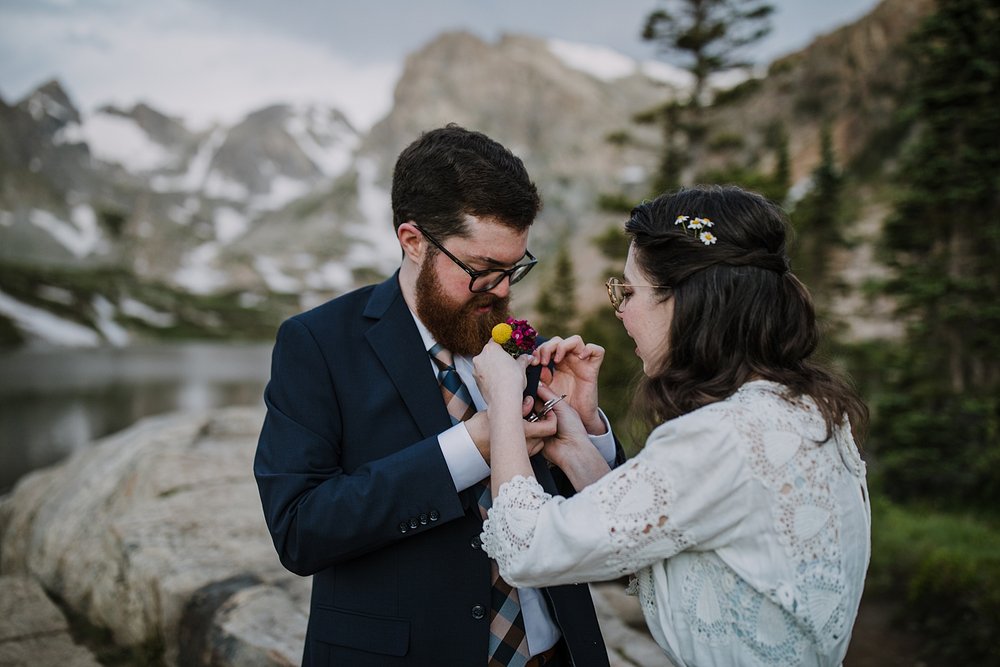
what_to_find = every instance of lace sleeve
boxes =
[480,475,551,578]
[481,457,700,588]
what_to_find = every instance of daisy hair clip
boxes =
[674,215,718,246]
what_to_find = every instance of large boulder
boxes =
[0,406,308,666]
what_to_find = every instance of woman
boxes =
[474,185,871,667]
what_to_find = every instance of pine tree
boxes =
[790,124,845,304]
[874,0,1000,509]
[534,245,578,336]
[641,0,774,107]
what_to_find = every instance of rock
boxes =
[0,574,101,666]
[591,582,674,667]
[0,406,308,666]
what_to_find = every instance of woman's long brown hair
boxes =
[625,185,868,443]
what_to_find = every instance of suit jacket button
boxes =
[471,605,486,620]
[419,513,428,525]
[470,536,482,549]
[429,509,440,521]
[409,517,419,529]
[398,521,408,533]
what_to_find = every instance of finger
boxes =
[521,395,534,418]
[525,438,545,457]
[524,419,557,439]
[533,337,564,366]
[536,383,558,402]
[517,353,534,371]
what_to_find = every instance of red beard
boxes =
[415,253,511,356]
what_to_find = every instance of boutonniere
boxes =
[491,317,537,358]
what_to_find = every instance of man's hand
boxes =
[531,335,607,435]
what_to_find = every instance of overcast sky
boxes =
[0,0,881,131]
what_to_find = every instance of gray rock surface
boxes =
[0,406,666,665]
[0,407,308,666]
[0,575,101,666]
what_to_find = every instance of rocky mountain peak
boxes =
[16,79,81,133]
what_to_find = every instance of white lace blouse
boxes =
[481,381,871,667]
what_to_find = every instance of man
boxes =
[255,124,622,666]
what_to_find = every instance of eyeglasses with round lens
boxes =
[605,277,671,313]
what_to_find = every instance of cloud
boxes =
[0,0,399,131]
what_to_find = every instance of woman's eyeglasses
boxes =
[605,277,670,313]
[416,225,537,293]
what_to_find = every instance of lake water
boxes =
[0,341,273,494]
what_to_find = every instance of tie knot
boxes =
[428,343,454,371]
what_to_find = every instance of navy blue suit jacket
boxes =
[254,273,618,666]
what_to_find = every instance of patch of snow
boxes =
[203,171,250,201]
[29,207,101,258]
[167,197,200,225]
[120,297,176,327]
[238,292,265,308]
[150,128,227,193]
[351,157,401,274]
[251,175,310,211]
[285,107,357,178]
[213,206,249,243]
[0,290,100,347]
[70,111,179,172]
[92,295,130,346]
[639,61,694,89]
[254,256,302,293]
[37,285,75,305]
[27,91,74,122]
[173,242,229,294]
[306,261,352,292]
[546,39,637,81]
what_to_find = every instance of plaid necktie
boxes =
[428,344,531,666]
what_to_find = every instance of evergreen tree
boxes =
[641,0,774,107]
[789,124,845,304]
[874,0,1000,509]
[534,245,578,336]
[639,0,774,197]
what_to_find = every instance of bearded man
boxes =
[254,125,622,667]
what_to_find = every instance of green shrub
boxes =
[869,496,1000,663]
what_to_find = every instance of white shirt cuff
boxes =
[588,409,617,465]
[439,422,490,491]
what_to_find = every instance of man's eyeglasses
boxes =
[416,225,538,293]
[605,277,671,313]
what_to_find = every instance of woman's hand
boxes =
[531,335,606,435]
[474,341,540,494]
[536,383,612,490]
[473,341,532,406]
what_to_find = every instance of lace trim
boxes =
[591,459,694,578]
[728,383,856,650]
[480,475,551,575]
[681,554,809,663]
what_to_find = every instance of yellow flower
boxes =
[491,322,513,345]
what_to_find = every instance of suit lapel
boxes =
[364,274,452,440]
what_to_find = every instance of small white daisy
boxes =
[674,215,689,226]
[699,231,717,245]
